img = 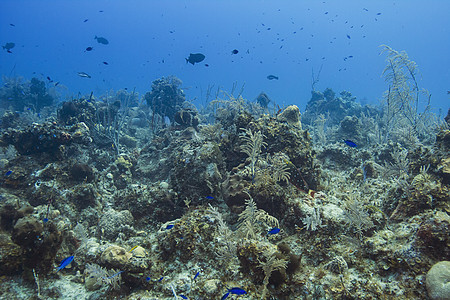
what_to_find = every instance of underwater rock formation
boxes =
[144,76,185,123]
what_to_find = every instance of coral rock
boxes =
[101,245,132,268]
[277,105,301,128]
[426,261,450,300]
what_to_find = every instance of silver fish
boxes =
[77,72,91,78]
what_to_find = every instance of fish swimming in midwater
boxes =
[85,46,93,52]
[185,53,205,65]
[2,42,15,52]
[102,61,109,65]
[56,256,74,272]
[344,140,357,148]
[10,23,15,27]
[231,49,239,54]
[5,170,12,177]
[77,72,91,78]
[165,224,174,230]
[267,75,279,80]
[95,36,109,45]
[346,34,351,39]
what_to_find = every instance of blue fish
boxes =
[103,270,123,279]
[222,287,247,299]
[193,271,200,280]
[145,276,151,281]
[43,218,49,223]
[205,196,214,200]
[5,170,12,177]
[165,224,174,230]
[158,276,164,282]
[267,227,280,235]
[56,256,74,272]
[179,295,188,299]
[344,140,357,148]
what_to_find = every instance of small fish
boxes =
[103,271,123,279]
[43,218,49,223]
[377,12,382,15]
[179,295,188,299]
[2,42,15,51]
[185,53,205,65]
[344,140,357,148]
[194,271,200,280]
[205,196,214,200]
[56,256,74,272]
[363,8,368,11]
[85,46,93,51]
[231,49,239,54]
[54,82,60,86]
[77,72,91,78]
[10,23,15,27]
[221,287,247,300]
[46,76,52,81]
[129,245,138,252]
[83,19,89,22]
[267,227,280,235]
[204,63,209,67]
[102,61,109,65]
[158,276,164,282]
[145,276,151,281]
[95,35,109,45]
[346,34,351,39]
[267,75,279,80]
[165,224,174,230]
[5,170,13,177]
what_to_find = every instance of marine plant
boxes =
[85,263,122,291]
[258,251,288,299]
[237,195,279,240]
[380,45,436,145]
[342,192,374,240]
[240,128,267,180]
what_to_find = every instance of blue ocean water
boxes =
[1,0,449,113]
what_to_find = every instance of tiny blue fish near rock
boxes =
[344,140,357,148]
[221,287,247,300]
[268,227,280,235]
[56,255,74,272]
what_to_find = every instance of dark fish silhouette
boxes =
[83,19,88,22]
[185,53,205,65]
[267,75,279,80]
[231,49,239,54]
[95,36,109,45]
[9,23,15,27]
[346,34,351,39]
[85,46,93,51]
[102,61,109,65]
[2,42,15,51]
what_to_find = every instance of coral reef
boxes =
[0,68,448,300]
